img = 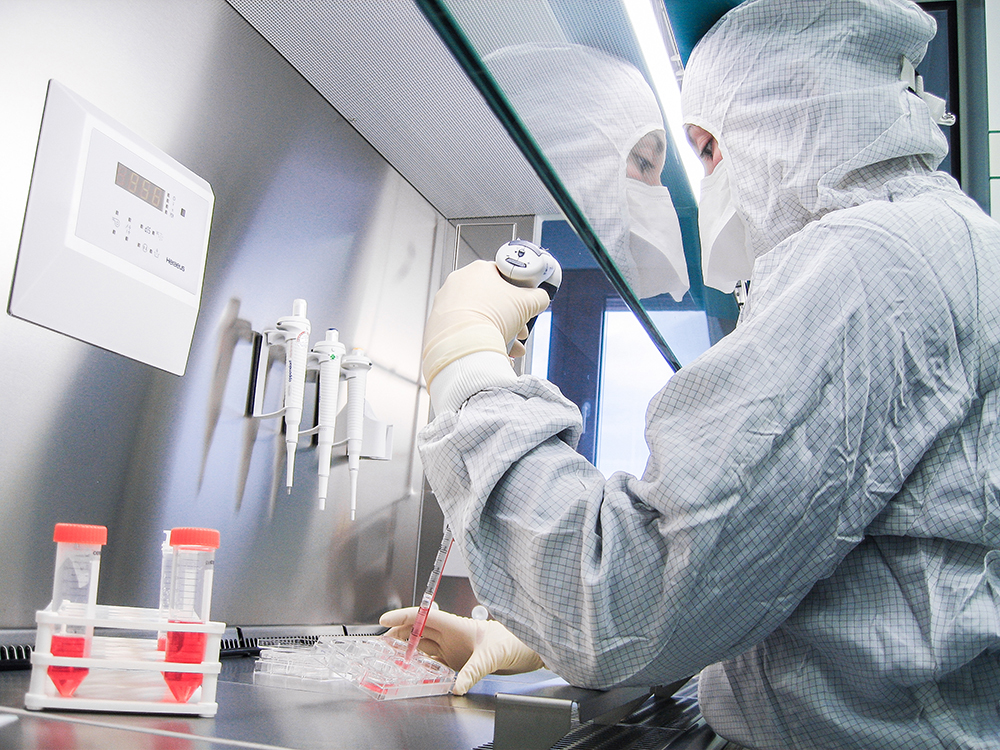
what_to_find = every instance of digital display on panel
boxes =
[115,162,165,211]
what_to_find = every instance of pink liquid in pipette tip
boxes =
[163,625,206,703]
[404,606,430,663]
[48,635,89,697]
[404,530,454,665]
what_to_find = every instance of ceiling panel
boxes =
[226,0,559,220]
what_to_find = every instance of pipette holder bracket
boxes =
[246,329,393,459]
[247,326,292,419]
[334,407,393,461]
[26,604,225,717]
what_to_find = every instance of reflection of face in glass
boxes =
[484,42,689,301]
[626,131,667,186]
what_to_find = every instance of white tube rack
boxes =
[26,604,225,717]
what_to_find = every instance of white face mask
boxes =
[621,179,689,301]
[698,159,753,293]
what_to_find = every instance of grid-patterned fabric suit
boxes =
[419,1,1000,747]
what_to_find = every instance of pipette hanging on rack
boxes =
[341,348,372,521]
[276,300,311,495]
[311,329,346,510]
[248,310,391,516]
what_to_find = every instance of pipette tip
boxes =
[317,475,330,510]
[285,441,297,495]
[349,469,358,521]
[404,638,419,664]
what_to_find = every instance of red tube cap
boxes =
[53,523,108,546]
[169,527,220,549]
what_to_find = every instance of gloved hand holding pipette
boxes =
[379,606,544,695]
[381,241,556,693]
[423,242,557,414]
[421,260,550,385]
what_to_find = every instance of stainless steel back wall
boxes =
[0,0,449,628]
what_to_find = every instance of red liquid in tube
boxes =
[163,626,207,703]
[46,524,108,699]
[161,527,219,703]
[47,634,88,697]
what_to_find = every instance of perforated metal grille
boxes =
[225,0,558,220]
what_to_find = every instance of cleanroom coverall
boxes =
[418,1,1000,747]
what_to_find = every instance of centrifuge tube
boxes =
[157,530,172,651]
[47,523,107,697]
[163,527,219,703]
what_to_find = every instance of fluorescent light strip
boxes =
[623,0,704,199]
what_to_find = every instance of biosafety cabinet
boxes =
[0,1,991,748]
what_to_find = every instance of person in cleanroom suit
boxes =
[383,0,1000,747]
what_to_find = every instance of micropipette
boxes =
[495,239,562,352]
[277,299,311,495]
[404,525,454,663]
[311,329,346,510]
[404,242,560,664]
[495,239,562,301]
[341,348,372,520]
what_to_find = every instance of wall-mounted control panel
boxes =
[9,80,214,375]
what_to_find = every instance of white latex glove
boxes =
[379,606,545,695]
[422,260,550,388]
